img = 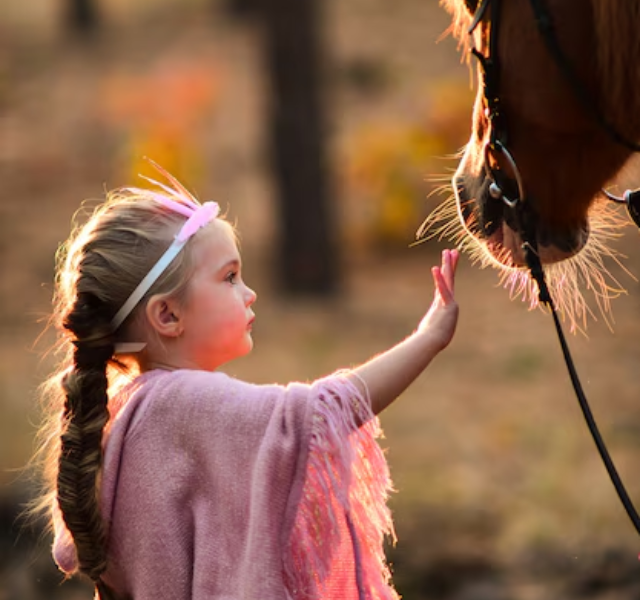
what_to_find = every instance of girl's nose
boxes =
[244,285,257,307]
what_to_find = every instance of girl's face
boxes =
[178,220,257,371]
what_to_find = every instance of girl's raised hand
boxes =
[352,248,460,415]
[417,249,460,350]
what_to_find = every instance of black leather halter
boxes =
[467,0,640,536]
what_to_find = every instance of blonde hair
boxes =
[31,180,217,595]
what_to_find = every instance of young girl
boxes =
[34,162,459,600]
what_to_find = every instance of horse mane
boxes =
[440,0,474,59]
[592,0,640,131]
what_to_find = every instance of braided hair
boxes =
[57,292,114,588]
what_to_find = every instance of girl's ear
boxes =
[145,295,183,338]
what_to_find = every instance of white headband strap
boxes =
[111,199,220,333]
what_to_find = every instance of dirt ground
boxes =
[2,1,640,599]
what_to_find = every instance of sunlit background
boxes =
[2,0,640,598]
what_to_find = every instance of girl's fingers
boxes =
[450,249,459,271]
[440,249,457,292]
[448,249,459,292]
[431,266,442,299]
[441,250,450,279]
[432,265,454,304]
[431,249,458,305]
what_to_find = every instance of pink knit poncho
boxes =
[53,369,398,599]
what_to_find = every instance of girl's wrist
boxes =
[413,324,452,355]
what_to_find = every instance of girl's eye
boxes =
[225,271,238,284]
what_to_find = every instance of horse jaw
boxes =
[484,222,588,267]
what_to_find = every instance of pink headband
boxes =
[111,164,220,344]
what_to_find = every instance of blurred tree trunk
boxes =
[222,0,260,19]
[261,0,340,295]
[66,0,99,33]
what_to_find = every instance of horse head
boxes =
[431,0,640,325]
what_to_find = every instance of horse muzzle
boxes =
[453,170,589,267]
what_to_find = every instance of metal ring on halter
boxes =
[601,188,628,204]
[483,140,526,208]
[602,187,640,228]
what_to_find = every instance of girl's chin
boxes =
[239,335,254,356]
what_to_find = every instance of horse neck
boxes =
[594,0,640,140]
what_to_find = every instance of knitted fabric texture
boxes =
[52,369,398,599]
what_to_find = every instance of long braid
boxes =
[57,292,115,589]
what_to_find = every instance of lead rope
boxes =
[523,242,640,536]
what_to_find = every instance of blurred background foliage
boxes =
[2,0,640,599]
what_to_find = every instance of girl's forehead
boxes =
[192,220,240,267]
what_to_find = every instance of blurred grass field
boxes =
[2,0,640,598]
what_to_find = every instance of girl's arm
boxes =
[352,249,459,415]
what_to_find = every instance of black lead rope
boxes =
[523,243,640,536]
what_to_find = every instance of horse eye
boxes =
[464,0,479,14]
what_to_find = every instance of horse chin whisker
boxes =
[517,201,632,333]
[426,175,457,188]
[427,182,456,200]
[419,196,634,333]
[439,148,468,161]
[425,167,462,188]
[416,193,459,241]
[541,201,633,333]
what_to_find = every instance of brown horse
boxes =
[425,0,640,328]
